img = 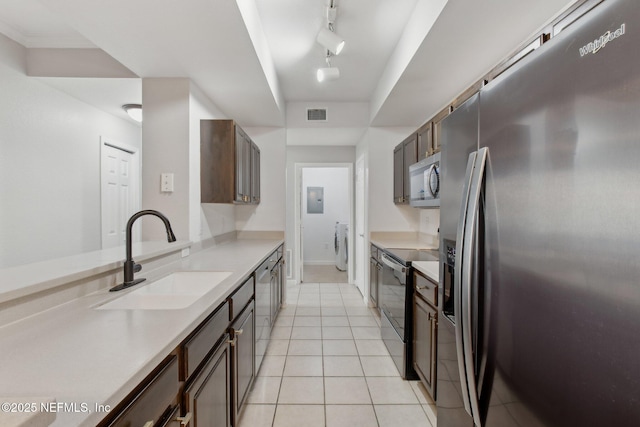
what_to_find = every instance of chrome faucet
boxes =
[110,210,177,292]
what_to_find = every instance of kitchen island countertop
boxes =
[0,238,283,427]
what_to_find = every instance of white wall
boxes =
[236,127,286,232]
[189,83,236,241]
[141,78,192,241]
[302,168,350,264]
[365,127,421,231]
[0,34,141,268]
[142,78,252,244]
[419,209,440,239]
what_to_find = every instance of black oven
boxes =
[379,250,414,379]
[378,248,439,379]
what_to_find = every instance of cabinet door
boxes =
[403,135,417,202]
[417,123,433,161]
[433,119,442,154]
[184,338,232,427]
[234,128,251,203]
[270,260,282,323]
[270,266,278,322]
[251,143,260,204]
[393,145,404,204]
[254,260,271,373]
[369,257,378,306]
[231,302,255,423]
[413,295,437,400]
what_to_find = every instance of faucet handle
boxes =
[133,263,142,273]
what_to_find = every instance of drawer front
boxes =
[414,271,438,307]
[230,276,254,320]
[108,355,180,427]
[183,302,230,379]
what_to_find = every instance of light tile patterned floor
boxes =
[238,281,436,427]
[303,265,348,283]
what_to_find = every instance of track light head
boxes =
[316,27,345,55]
[317,67,340,82]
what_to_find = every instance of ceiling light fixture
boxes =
[316,1,344,83]
[316,27,345,56]
[122,104,142,122]
[317,56,340,82]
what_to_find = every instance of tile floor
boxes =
[238,281,436,427]
[303,265,348,283]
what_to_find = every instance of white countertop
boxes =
[0,238,282,427]
[370,237,437,251]
[412,261,439,283]
[0,240,191,304]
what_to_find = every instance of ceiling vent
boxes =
[307,108,328,121]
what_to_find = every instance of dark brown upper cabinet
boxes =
[393,133,417,205]
[201,119,260,204]
[417,122,433,161]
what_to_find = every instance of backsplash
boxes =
[419,208,440,242]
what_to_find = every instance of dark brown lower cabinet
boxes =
[413,293,437,400]
[231,301,255,425]
[184,335,232,427]
[98,248,282,427]
[160,405,184,427]
[99,354,181,427]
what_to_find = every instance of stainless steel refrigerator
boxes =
[437,0,640,425]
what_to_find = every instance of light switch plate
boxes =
[161,173,174,192]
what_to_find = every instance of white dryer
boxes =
[334,222,348,271]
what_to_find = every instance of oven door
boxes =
[379,252,407,339]
[379,251,411,378]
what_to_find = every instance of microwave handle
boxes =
[427,165,440,197]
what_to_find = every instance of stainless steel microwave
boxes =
[408,152,440,208]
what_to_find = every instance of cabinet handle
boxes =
[142,422,154,427]
[235,329,244,336]
[416,285,430,290]
[227,337,237,347]
[176,412,193,426]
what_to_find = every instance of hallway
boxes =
[302,265,348,283]
[238,280,436,427]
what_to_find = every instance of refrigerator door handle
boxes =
[461,147,488,427]
[454,151,477,418]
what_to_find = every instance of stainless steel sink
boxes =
[96,271,232,310]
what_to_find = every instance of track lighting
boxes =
[122,104,142,122]
[317,67,340,82]
[317,55,340,82]
[315,2,344,82]
[316,27,345,56]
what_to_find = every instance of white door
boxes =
[355,155,366,297]
[299,168,304,283]
[101,138,139,248]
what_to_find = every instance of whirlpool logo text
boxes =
[579,23,625,57]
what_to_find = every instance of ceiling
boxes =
[0,0,577,140]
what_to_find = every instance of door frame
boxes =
[355,153,369,300]
[100,136,141,248]
[294,162,354,284]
